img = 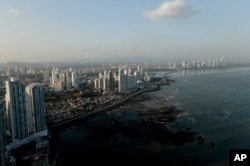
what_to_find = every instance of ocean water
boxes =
[56,67,250,166]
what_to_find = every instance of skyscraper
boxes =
[71,72,79,89]
[108,70,115,91]
[5,77,28,143]
[26,83,47,135]
[118,67,127,92]
[0,100,6,166]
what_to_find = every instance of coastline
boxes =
[57,84,207,166]
[47,85,161,131]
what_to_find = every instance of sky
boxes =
[1,0,250,64]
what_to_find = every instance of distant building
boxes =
[108,70,115,91]
[137,65,143,80]
[50,70,58,88]
[95,70,115,93]
[59,72,67,90]
[182,61,187,69]
[42,67,50,84]
[118,66,137,92]
[71,72,79,89]
[54,79,64,91]
[220,57,225,67]
[118,67,127,92]
[66,72,72,90]
[144,71,151,82]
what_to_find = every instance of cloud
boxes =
[9,9,21,16]
[144,0,199,20]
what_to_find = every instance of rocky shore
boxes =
[82,93,206,149]
[57,84,227,166]
[66,93,210,166]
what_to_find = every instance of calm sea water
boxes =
[56,67,250,166]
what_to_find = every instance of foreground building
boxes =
[4,78,48,165]
[26,83,47,135]
[0,100,6,166]
[5,77,28,143]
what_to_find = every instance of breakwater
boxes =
[47,86,161,131]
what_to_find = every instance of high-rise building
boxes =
[5,77,28,143]
[118,67,137,92]
[95,70,115,93]
[118,67,127,92]
[72,72,79,89]
[182,61,187,69]
[66,73,72,90]
[51,71,58,88]
[220,57,225,67]
[59,72,67,90]
[42,67,50,84]
[54,79,64,91]
[108,71,115,91]
[26,83,47,135]
[95,77,105,93]
[0,100,6,166]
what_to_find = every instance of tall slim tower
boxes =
[71,72,79,89]
[5,77,28,143]
[108,70,115,91]
[26,83,47,135]
[0,100,6,166]
[43,67,50,84]
[118,67,127,92]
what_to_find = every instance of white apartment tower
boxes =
[26,83,47,135]
[95,73,105,92]
[118,68,127,92]
[72,72,79,89]
[220,57,225,67]
[118,67,137,92]
[95,70,115,93]
[5,77,28,142]
[43,68,50,83]
[50,71,58,88]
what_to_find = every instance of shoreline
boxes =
[57,87,208,166]
[47,86,161,131]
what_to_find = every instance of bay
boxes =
[56,67,250,166]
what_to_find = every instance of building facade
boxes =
[95,70,115,93]
[118,67,138,92]
[26,83,47,135]
[71,72,79,89]
[0,100,6,166]
[5,77,28,143]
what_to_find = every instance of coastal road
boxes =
[47,86,161,130]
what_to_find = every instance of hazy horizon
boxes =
[1,0,250,64]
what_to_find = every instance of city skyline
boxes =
[1,0,250,63]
